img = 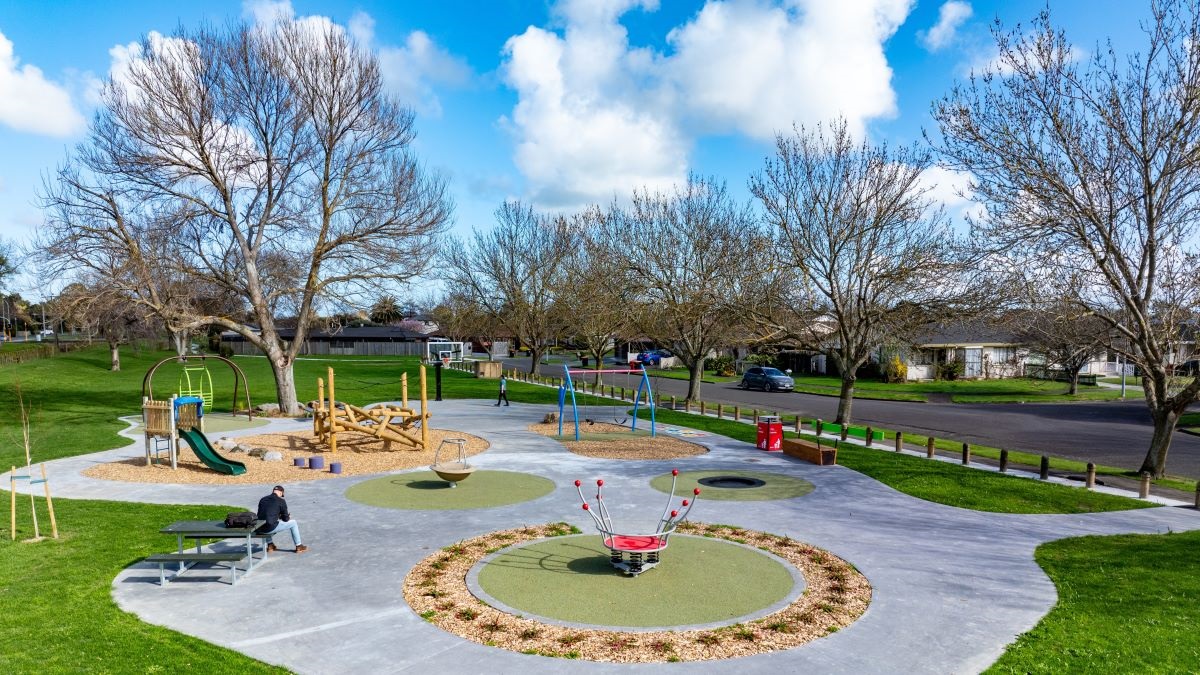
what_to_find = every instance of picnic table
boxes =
[148,519,270,586]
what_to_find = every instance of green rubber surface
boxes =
[476,534,796,627]
[650,470,814,501]
[345,470,555,510]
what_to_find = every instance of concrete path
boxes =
[14,400,1200,674]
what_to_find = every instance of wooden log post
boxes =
[1194,481,1200,509]
[734,406,740,422]
[894,432,903,452]
[671,396,677,410]
[717,404,724,419]
[9,466,14,540]
[620,386,626,400]
[419,365,429,451]
[926,437,935,458]
[328,367,339,454]
[840,425,849,442]
[815,419,823,436]
[1086,462,1096,489]
[753,409,760,424]
[1139,473,1151,499]
[999,449,1009,473]
[41,464,57,539]
[1039,455,1050,480]
[700,401,707,416]
[961,442,970,465]
[865,427,873,448]
[685,399,692,413]
[795,416,802,434]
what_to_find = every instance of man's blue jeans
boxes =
[265,519,302,546]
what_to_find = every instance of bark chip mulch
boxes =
[527,421,708,460]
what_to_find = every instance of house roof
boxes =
[914,321,1022,347]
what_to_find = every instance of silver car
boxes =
[738,366,795,392]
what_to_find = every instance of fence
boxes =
[222,339,426,357]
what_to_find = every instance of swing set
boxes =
[557,364,656,441]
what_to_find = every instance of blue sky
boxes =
[0,0,1149,295]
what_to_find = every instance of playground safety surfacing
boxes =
[345,470,555,510]
[650,470,815,501]
[403,522,871,663]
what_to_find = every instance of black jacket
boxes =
[255,494,290,533]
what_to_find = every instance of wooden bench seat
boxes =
[146,552,248,586]
[781,438,838,465]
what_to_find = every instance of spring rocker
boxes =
[574,469,699,576]
[312,366,430,452]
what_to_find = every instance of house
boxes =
[220,326,433,357]
[905,322,1030,380]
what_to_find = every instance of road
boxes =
[505,358,1200,479]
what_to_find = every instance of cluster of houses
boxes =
[220,317,1195,382]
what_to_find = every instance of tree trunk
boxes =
[835,374,856,425]
[1068,369,1080,396]
[1138,408,1181,478]
[529,346,546,377]
[108,340,121,371]
[269,357,300,416]
[172,330,188,358]
[686,356,705,401]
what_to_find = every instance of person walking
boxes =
[255,485,308,553]
[494,374,509,406]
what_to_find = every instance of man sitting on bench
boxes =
[255,485,308,553]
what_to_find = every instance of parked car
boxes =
[739,366,795,392]
[38,329,54,336]
[633,349,673,366]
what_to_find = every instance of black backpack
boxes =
[224,511,256,528]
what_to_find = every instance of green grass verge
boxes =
[645,368,740,384]
[644,408,1150,514]
[785,375,1124,404]
[1181,411,1199,433]
[0,494,283,673]
[986,530,1200,673]
[0,346,575,469]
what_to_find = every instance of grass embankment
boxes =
[643,408,1149,514]
[0,346,568,468]
[987,531,1200,673]
[1181,411,1199,434]
[0,496,284,674]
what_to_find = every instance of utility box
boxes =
[474,361,503,379]
[757,416,783,451]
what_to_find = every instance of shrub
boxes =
[937,360,964,381]
[708,355,735,376]
[744,353,776,367]
[882,355,908,383]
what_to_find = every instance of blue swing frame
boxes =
[557,365,656,441]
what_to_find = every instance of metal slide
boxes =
[178,428,248,476]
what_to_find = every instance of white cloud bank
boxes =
[0,30,86,137]
[920,1,972,52]
[502,0,915,208]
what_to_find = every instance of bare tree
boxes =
[750,118,969,425]
[36,22,449,413]
[604,175,764,400]
[560,210,633,383]
[443,201,578,372]
[57,280,154,371]
[933,4,1200,476]
[427,290,493,347]
[1014,307,1112,394]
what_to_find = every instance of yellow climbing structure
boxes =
[312,366,430,452]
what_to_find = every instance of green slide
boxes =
[178,428,247,476]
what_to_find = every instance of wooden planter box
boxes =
[473,361,503,379]
[781,438,837,466]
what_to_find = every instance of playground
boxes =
[3,350,1200,671]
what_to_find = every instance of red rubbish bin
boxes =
[757,416,782,451]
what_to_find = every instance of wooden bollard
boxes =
[865,427,873,447]
[753,410,760,424]
[815,419,823,436]
[1085,462,1096,489]
[926,437,935,458]
[734,406,741,421]
[684,399,691,413]
[840,425,849,442]
[795,416,802,434]
[961,442,970,465]
[999,449,1009,473]
[1194,482,1200,509]
[894,432,903,452]
[1139,473,1151,499]
[700,401,707,416]
[1039,456,1050,480]
[671,396,676,410]
[620,386,626,400]
[717,404,723,419]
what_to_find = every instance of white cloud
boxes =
[378,31,473,117]
[501,0,915,208]
[920,1,972,52]
[243,0,294,26]
[0,30,86,137]
[919,165,984,224]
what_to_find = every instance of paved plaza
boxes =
[21,399,1200,674]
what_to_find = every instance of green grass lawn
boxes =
[987,530,1200,673]
[0,495,284,674]
[0,345,567,469]
[645,367,740,384]
[642,408,1150,514]
[1181,411,1199,433]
